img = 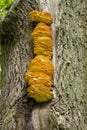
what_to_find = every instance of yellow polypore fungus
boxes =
[24,55,54,102]
[28,55,54,76]
[31,23,53,59]
[33,37,53,51]
[34,46,53,59]
[24,71,53,87]
[31,22,52,39]
[24,10,54,102]
[27,84,53,102]
[29,10,53,25]
[33,36,53,59]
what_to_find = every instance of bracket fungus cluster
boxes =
[24,10,54,102]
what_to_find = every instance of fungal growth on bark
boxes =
[24,10,54,102]
[29,10,53,24]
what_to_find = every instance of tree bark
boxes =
[0,0,87,130]
[0,0,55,130]
[0,0,39,130]
[50,0,87,130]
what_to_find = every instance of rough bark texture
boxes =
[0,0,54,130]
[0,0,39,130]
[50,0,87,130]
[0,0,87,130]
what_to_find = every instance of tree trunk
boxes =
[50,0,87,130]
[0,0,39,130]
[0,0,87,130]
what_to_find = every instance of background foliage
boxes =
[0,0,14,16]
